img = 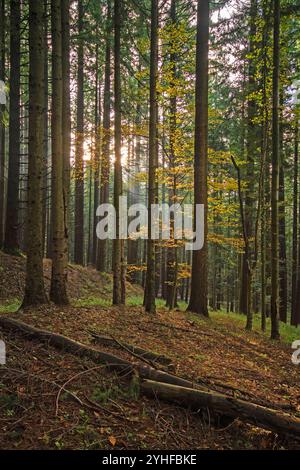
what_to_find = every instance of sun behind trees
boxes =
[0,0,299,341]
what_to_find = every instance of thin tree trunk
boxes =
[270,0,280,340]
[4,0,21,253]
[243,0,258,324]
[260,3,271,331]
[97,1,111,273]
[87,162,93,264]
[92,43,101,266]
[261,158,267,331]
[112,0,124,305]
[61,0,71,267]
[291,122,299,326]
[144,0,159,314]
[278,165,287,323]
[49,0,69,305]
[74,0,84,266]
[128,105,142,284]
[166,0,178,311]
[294,123,300,327]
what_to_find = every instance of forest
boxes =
[0,0,300,454]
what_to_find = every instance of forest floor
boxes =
[0,251,300,450]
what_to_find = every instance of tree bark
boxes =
[278,165,287,323]
[74,0,84,266]
[260,4,271,331]
[0,0,5,247]
[187,0,209,316]
[270,0,280,340]
[291,122,299,326]
[42,0,49,257]
[112,0,124,305]
[61,0,71,268]
[141,380,300,440]
[97,1,111,273]
[49,0,69,305]
[22,0,48,307]
[144,0,159,314]
[240,0,258,323]
[165,0,178,311]
[127,88,142,284]
[92,43,101,266]
[294,123,300,327]
[4,0,21,253]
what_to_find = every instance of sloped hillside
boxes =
[0,251,142,306]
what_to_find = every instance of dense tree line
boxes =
[0,0,299,340]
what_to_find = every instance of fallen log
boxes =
[0,316,133,373]
[137,364,206,390]
[141,380,300,440]
[89,330,174,368]
[0,316,205,391]
[2,316,298,439]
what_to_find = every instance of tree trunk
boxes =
[128,97,142,284]
[270,0,280,340]
[278,165,287,323]
[241,0,258,324]
[260,5,270,331]
[22,0,48,307]
[42,0,49,256]
[291,122,299,326]
[4,0,21,253]
[112,0,124,305]
[74,0,84,266]
[144,0,159,314]
[261,159,267,331]
[49,0,69,305]
[294,124,300,327]
[187,0,209,316]
[0,0,5,247]
[92,43,101,266]
[61,0,71,267]
[97,0,111,273]
[166,0,178,311]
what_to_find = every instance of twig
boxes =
[55,365,107,416]
[110,335,158,369]
[3,366,86,413]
